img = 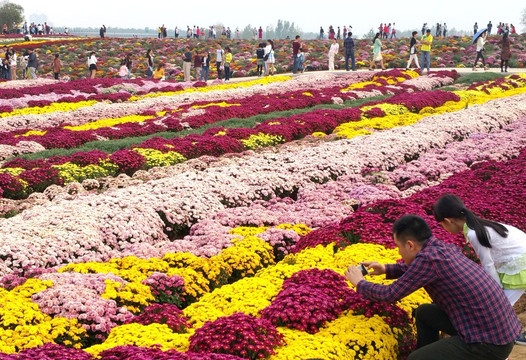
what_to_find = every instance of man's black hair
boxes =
[392,215,432,244]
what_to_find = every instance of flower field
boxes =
[0,68,525,359]
[3,34,525,81]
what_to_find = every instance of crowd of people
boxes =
[0,19,520,81]
[2,21,56,36]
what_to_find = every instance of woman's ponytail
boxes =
[434,194,509,248]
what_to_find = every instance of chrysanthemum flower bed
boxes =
[0,70,525,359]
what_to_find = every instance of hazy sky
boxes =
[18,0,525,34]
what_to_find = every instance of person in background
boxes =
[369,33,386,71]
[118,60,129,79]
[345,214,521,360]
[193,50,203,82]
[153,63,165,80]
[498,31,511,73]
[1,57,8,80]
[264,39,275,76]
[87,51,97,79]
[124,53,132,79]
[19,51,28,79]
[511,24,516,34]
[200,50,210,81]
[27,48,38,79]
[145,49,154,79]
[420,29,433,73]
[297,47,305,73]
[487,21,493,36]
[256,42,265,76]
[224,47,232,81]
[442,23,448,37]
[328,37,339,71]
[52,53,62,80]
[433,194,526,345]
[391,23,397,39]
[406,31,420,70]
[182,46,193,82]
[292,35,301,74]
[8,47,17,80]
[473,22,478,35]
[215,43,224,79]
[472,30,488,71]
[344,32,356,71]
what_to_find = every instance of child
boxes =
[52,53,62,80]
[256,43,265,76]
[19,52,28,79]
[153,63,165,80]
[433,194,526,344]
[118,60,129,79]
[297,48,305,73]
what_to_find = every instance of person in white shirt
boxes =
[87,52,98,78]
[8,48,17,80]
[473,30,488,71]
[263,39,275,76]
[434,194,526,345]
[328,38,339,71]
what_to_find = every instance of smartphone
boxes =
[358,264,369,276]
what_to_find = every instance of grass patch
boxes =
[454,72,508,85]
[17,95,391,161]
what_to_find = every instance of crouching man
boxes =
[345,215,520,360]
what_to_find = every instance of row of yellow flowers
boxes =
[0,220,428,358]
[333,73,526,138]
[1,76,290,120]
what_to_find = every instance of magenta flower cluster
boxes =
[189,312,284,359]
[141,272,185,306]
[126,303,192,333]
[260,268,356,333]
[293,149,526,254]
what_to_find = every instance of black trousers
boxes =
[409,304,514,360]
[474,50,485,66]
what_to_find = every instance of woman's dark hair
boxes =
[146,49,152,57]
[433,194,508,248]
[267,39,274,50]
[412,31,418,36]
[372,33,380,44]
[157,63,164,70]
[392,215,432,244]
[55,53,60,59]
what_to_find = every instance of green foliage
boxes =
[454,72,507,85]
[0,1,24,29]
[17,95,390,162]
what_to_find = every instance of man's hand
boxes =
[360,261,386,275]
[344,266,364,287]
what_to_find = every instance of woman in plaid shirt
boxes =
[345,215,521,360]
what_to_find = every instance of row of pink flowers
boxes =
[0,91,524,277]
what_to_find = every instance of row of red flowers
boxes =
[0,89,460,199]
